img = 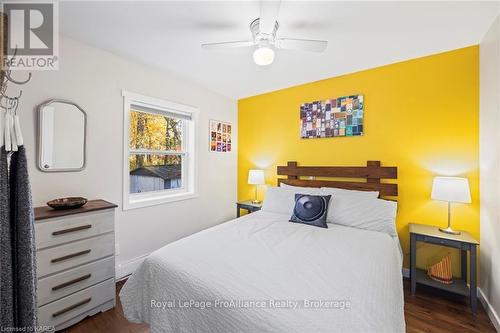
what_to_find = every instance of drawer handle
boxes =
[51,249,91,263]
[51,297,92,318]
[52,224,92,236]
[51,273,92,291]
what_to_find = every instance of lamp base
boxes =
[439,227,461,235]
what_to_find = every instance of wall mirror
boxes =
[38,99,87,172]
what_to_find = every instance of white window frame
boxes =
[122,90,198,210]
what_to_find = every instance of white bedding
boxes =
[120,211,405,333]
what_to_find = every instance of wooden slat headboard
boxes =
[277,161,398,197]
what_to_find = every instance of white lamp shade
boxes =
[431,176,471,203]
[248,169,265,185]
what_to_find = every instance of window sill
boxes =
[123,191,198,210]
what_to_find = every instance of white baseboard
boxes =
[478,288,500,332]
[115,253,150,281]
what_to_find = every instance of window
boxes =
[122,91,197,210]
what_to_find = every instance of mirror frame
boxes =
[37,99,87,172]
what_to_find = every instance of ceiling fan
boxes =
[201,1,328,66]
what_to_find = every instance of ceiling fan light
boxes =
[253,46,275,66]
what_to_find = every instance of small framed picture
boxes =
[210,119,232,153]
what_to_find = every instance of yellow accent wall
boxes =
[238,46,479,272]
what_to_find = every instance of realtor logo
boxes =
[2,1,59,70]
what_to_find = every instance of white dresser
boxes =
[34,199,117,331]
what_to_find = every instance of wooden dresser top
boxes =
[35,199,118,221]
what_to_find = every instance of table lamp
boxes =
[248,169,265,204]
[431,176,471,235]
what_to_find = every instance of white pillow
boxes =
[326,196,398,237]
[320,187,379,198]
[261,185,322,216]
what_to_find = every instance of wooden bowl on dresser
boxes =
[47,197,88,210]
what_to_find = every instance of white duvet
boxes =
[120,211,405,333]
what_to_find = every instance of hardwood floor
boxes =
[404,280,495,333]
[63,279,496,333]
[63,281,148,333]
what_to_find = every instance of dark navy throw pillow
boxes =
[289,194,331,228]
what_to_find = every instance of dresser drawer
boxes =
[38,278,115,329]
[37,233,114,278]
[35,210,114,250]
[38,257,114,306]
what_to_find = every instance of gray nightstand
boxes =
[236,200,262,218]
[409,223,479,313]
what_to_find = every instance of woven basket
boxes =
[427,255,453,284]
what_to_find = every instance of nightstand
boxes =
[409,223,479,313]
[236,200,262,218]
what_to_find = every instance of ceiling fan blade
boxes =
[275,38,328,52]
[201,40,255,50]
[259,0,281,34]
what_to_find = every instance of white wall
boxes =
[16,37,237,274]
[480,14,500,331]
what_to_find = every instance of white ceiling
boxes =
[60,1,500,99]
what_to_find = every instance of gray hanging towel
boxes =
[9,146,37,328]
[0,147,14,328]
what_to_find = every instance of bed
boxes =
[120,161,405,333]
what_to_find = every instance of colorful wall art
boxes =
[300,95,364,138]
[210,119,232,152]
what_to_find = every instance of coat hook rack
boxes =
[0,46,32,112]
[4,70,31,85]
[1,12,29,152]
